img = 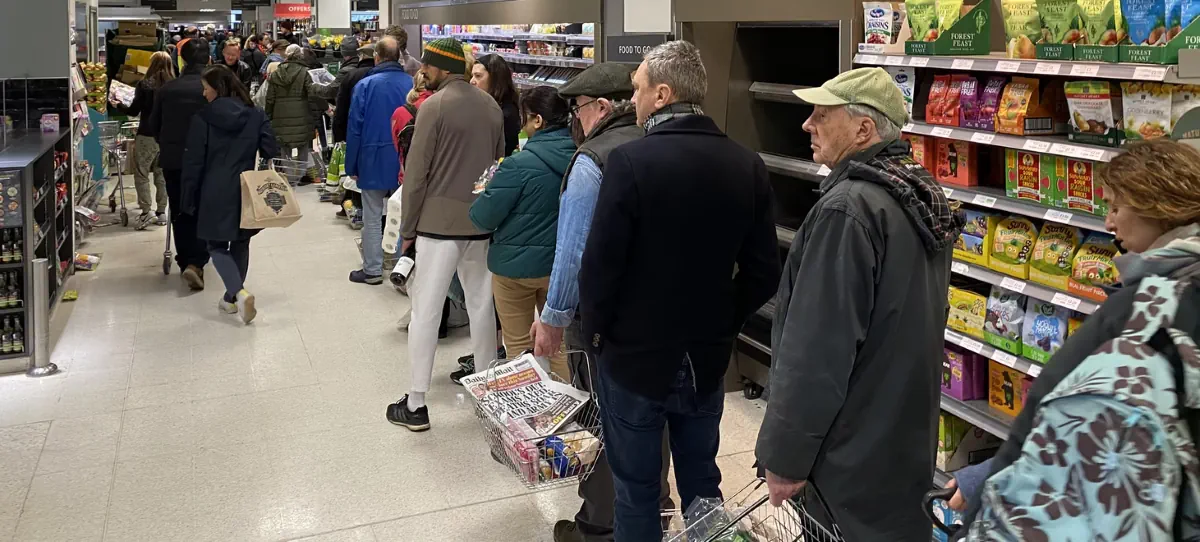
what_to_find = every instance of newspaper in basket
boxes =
[662,478,845,542]
[461,352,604,490]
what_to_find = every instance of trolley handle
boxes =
[924,486,961,536]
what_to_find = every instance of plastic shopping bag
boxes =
[383,189,403,254]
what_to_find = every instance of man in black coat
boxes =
[330,44,375,144]
[218,39,254,91]
[241,35,267,84]
[148,38,211,290]
[577,41,781,541]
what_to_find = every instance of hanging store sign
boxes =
[232,0,272,8]
[605,34,669,64]
[141,0,179,9]
[274,3,313,18]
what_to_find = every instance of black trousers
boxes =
[163,169,210,271]
[567,319,673,540]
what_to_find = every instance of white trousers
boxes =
[408,236,497,394]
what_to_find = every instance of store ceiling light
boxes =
[200,8,215,11]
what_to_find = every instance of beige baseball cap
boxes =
[793,67,910,128]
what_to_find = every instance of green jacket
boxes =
[264,60,317,147]
[470,127,576,279]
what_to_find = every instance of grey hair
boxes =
[845,103,901,141]
[285,44,303,59]
[643,40,707,104]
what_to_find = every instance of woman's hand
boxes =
[945,478,967,511]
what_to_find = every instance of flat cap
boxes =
[558,62,636,101]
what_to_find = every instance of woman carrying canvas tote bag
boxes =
[181,66,283,325]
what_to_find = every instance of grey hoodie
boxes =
[756,140,964,541]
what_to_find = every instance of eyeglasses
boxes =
[570,99,599,116]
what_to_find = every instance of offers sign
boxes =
[274,3,312,18]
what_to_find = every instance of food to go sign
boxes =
[604,34,669,63]
[274,3,312,17]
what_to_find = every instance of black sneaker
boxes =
[386,395,430,431]
[449,358,475,384]
[552,520,584,542]
[349,269,383,285]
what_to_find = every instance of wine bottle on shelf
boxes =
[1,316,12,354]
[1,229,10,263]
[14,228,22,262]
[8,272,19,307]
[0,273,8,309]
[13,317,24,353]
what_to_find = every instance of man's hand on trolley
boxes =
[766,470,807,507]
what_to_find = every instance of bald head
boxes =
[375,36,400,63]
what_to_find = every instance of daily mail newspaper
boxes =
[461,354,590,441]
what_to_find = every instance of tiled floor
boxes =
[0,187,766,541]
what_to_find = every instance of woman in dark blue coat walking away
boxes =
[181,67,279,325]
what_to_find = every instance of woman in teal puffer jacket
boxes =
[470,86,576,375]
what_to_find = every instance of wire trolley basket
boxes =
[662,478,845,542]
[469,350,604,490]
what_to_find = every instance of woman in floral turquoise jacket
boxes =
[469,86,576,377]
[948,139,1200,539]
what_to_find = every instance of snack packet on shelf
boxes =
[1002,0,1042,57]
[1124,0,1169,44]
[1121,82,1172,140]
[866,2,898,43]
[908,0,941,40]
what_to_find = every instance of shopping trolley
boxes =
[161,207,172,275]
[96,120,135,226]
[470,351,604,491]
[663,478,845,542]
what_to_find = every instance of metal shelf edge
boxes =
[950,259,1101,315]
[749,82,812,104]
[853,52,1175,83]
[944,328,1044,378]
[759,153,828,182]
[940,395,1013,440]
[903,121,1121,163]
[940,184,1108,231]
[737,332,772,355]
[776,225,796,247]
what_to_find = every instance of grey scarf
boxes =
[1114,223,1200,284]
[643,102,704,132]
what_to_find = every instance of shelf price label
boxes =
[909,57,930,67]
[1051,292,1083,311]
[1027,364,1043,377]
[1070,64,1101,77]
[996,60,1022,72]
[817,164,832,176]
[1023,140,1052,152]
[971,194,998,207]
[884,56,905,65]
[1000,277,1027,293]
[859,54,881,64]
[1133,66,1167,80]
[903,123,915,132]
[960,337,985,353]
[951,59,975,70]
[970,132,996,144]
[931,127,954,138]
[951,261,970,275]
[991,350,1018,367]
[1075,147,1106,161]
[1044,209,1074,224]
[942,187,955,198]
[1034,62,1062,75]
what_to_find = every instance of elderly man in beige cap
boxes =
[754,67,965,541]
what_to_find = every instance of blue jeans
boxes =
[597,355,724,541]
[360,189,389,276]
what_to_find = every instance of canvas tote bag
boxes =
[240,168,302,229]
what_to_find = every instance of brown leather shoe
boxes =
[553,520,585,542]
[182,265,204,291]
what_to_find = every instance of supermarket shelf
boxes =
[452,32,515,42]
[494,52,592,69]
[759,153,828,182]
[756,298,777,320]
[0,262,22,271]
[0,306,25,316]
[950,259,1101,315]
[934,468,952,488]
[749,82,812,105]
[853,51,1175,82]
[776,225,796,247]
[944,328,1043,378]
[737,332,772,355]
[515,79,563,90]
[940,184,1107,231]
[903,121,1122,163]
[940,395,1013,440]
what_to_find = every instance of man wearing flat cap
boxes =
[754,67,964,540]
[528,61,673,542]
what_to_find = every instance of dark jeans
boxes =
[207,240,250,302]
[163,169,210,271]
[597,354,723,542]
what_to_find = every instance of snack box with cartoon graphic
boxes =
[988,359,1031,417]
[953,210,999,266]
[948,285,989,339]
[989,216,1039,279]
[943,346,988,401]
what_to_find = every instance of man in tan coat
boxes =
[386,37,505,431]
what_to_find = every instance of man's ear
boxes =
[656,83,673,108]
[856,115,876,145]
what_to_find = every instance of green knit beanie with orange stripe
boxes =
[422,37,466,75]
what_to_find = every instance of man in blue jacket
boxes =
[346,37,414,284]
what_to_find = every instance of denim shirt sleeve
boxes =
[541,155,602,328]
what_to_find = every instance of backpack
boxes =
[968,276,1200,541]
[395,103,418,169]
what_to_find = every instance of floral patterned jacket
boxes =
[965,276,1200,541]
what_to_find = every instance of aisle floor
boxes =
[0,187,766,542]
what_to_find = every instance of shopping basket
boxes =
[662,478,845,542]
[470,351,604,491]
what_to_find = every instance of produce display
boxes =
[80,62,107,114]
